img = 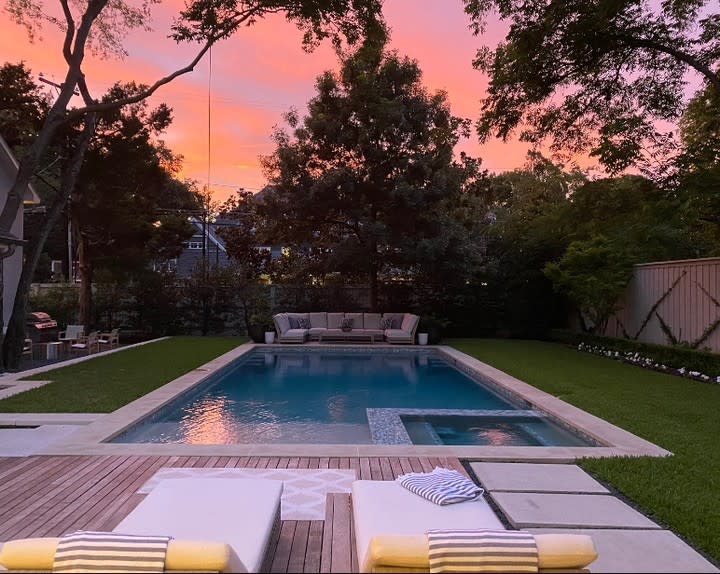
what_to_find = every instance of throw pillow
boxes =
[340,317,354,331]
[381,317,394,329]
[298,317,310,329]
[288,316,300,329]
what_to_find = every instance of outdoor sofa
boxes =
[352,480,599,573]
[272,312,420,344]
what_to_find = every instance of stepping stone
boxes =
[529,528,719,573]
[471,462,609,493]
[491,492,660,529]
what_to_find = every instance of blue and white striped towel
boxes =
[397,467,484,505]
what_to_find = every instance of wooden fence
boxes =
[604,257,720,352]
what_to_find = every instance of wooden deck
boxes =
[0,455,468,572]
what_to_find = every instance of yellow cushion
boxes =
[0,537,241,572]
[535,534,598,569]
[363,533,597,572]
[0,537,58,570]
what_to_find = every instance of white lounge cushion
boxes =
[352,480,504,572]
[113,478,282,573]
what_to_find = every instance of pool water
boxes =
[111,350,592,446]
[402,415,592,447]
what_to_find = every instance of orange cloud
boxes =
[2,0,556,204]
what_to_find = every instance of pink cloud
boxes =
[2,0,550,203]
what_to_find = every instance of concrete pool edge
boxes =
[38,343,671,460]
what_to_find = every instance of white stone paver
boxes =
[492,491,660,529]
[470,461,609,493]
[529,528,719,573]
[0,425,84,456]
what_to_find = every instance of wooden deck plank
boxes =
[270,521,297,573]
[0,456,131,539]
[359,458,371,480]
[320,493,334,573]
[287,520,310,573]
[328,493,352,573]
[368,458,382,480]
[379,457,394,480]
[0,454,466,573]
[305,520,324,573]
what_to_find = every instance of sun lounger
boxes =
[352,479,598,573]
[0,477,283,573]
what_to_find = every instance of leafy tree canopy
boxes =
[256,32,485,308]
[463,0,720,173]
[544,234,635,333]
[0,62,50,149]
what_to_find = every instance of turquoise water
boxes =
[111,350,591,446]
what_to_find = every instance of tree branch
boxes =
[59,0,75,63]
[619,34,720,91]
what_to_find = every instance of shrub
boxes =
[548,329,720,379]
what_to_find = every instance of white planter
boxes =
[264,331,276,344]
[417,332,429,346]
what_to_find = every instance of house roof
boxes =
[0,135,41,205]
[189,217,228,252]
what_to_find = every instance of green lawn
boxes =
[449,338,720,564]
[0,336,246,413]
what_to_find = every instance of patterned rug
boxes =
[138,468,357,520]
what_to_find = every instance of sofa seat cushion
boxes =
[385,329,412,340]
[279,329,307,339]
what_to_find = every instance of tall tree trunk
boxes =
[77,230,93,327]
[2,114,96,369]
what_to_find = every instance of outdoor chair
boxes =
[58,324,85,346]
[0,477,282,573]
[98,328,120,349]
[70,330,99,355]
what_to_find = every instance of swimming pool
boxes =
[111,349,595,446]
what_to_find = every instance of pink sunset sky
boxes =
[2,0,573,202]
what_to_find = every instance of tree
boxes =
[0,62,50,149]
[1,0,382,368]
[544,235,635,333]
[259,33,483,309]
[72,83,200,326]
[463,0,720,173]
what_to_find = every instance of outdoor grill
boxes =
[26,311,58,343]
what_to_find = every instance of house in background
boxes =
[169,217,283,278]
[0,136,41,332]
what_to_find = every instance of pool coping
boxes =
[38,343,672,460]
